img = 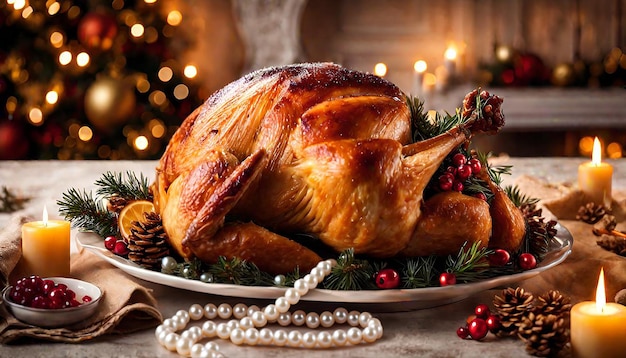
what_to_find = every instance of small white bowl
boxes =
[2,277,102,328]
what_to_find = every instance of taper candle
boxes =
[578,137,613,206]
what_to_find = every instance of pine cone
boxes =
[576,202,609,224]
[526,217,558,259]
[107,195,128,213]
[493,287,534,337]
[596,234,626,256]
[535,290,571,319]
[521,202,543,220]
[127,212,170,269]
[517,312,569,357]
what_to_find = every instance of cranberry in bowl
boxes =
[2,276,102,328]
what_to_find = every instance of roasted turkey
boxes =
[153,62,524,274]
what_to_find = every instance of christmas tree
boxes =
[0,0,205,160]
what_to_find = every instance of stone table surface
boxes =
[0,158,623,357]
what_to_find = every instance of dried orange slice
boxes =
[117,200,155,241]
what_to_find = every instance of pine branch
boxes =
[95,171,152,201]
[445,241,492,283]
[57,188,118,237]
[401,256,437,289]
[505,185,540,208]
[208,256,271,286]
[322,249,376,290]
[0,186,29,213]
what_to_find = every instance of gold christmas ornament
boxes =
[551,63,575,87]
[84,76,136,131]
[495,45,514,63]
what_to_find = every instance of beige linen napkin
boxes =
[513,175,626,303]
[0,214,162,344]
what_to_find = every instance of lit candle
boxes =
[413,60,427,95]
[578,137,613,206]
[570,268,626,358]
[444,45,457,78]
[373,62,387,78]
[21,207,71,277]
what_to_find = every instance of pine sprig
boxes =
[208,256,271,286]
[407,95,467,142]
[57,188,118,238]
[401,256,437,289]
[445,241,492,283]
[322,249,376,290]
[505,185,540,208]
[95,171,152,201]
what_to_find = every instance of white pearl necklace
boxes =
[155,259,383,357]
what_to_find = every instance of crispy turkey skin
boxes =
[153,63,512,274]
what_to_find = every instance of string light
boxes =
[173,84,189,100]
[373,63,387,77]
[45,90,59,105]
[50,31,64,48]
[607,142,623,159]
[76,52,90,67]
[78,126,93,142]
[13,0,26,11]
[131,23,145,38]
[579,136,595,157]
[59,51,72,66]
[158,66,173,82]
[183,65,197,79]
[48,1,60,15]
[134,135,149,151]
[167,11,182,26]
[28,107,44,125]
[21,6,33,18]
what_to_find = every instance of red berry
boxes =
[82,295,93,303]
[42,279,56,294]
[113,241,130,256]
[488,249,511,266]
[456,326,470,339]
[445,166,457,175]
[452,153,467,166]
[439,272,456,286]
[474,304,490,319]
[469,158,482,174]
[518,253,537,270]
[31,295,49,309]
[104,236,117,251]
[452,181,464,192]
[468,318,489,340]
[474,192,487,201]
[486,315,501,332]
[456,164,472,180]
[375,268,401,289]
[438,174,454,191]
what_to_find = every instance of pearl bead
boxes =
[317,260,332,274]
[239,317,254,330]
[274,297,290,313]
[303,274,318,287]
[291,310,306,326]
[155,324,169,336]
[185,326,202,341]
[284,288,300,305]
[190,343,204,358]
[317,331,333,348]
[226,319,239,330]
[244,327,259,345]
[362,326,378,343]
[204,303,217,319]
[333,307,348,324]
[216,323,231,340]
[287,330,302,347]
[201,321,216,338]
[359,312,373,327]
[251,311,267,327]
[347,311,360,326]
[293,279,309,295]
[305,312,320,329]
[263,304,279,321]
[332,329,347,346]
[302,332,317,348]
[230,328,245,345]
[347,327,362,345]
[170,316,183,330]
[277,312,291,326]
[189,304,204,320]
[310,267,324,280]
[217,304,232,319]
[176,336,193,356]
[181,329,198,342]
[164,332,179,351]
[247,305,260,316]
[177,309,190,322]
[259,328,273,345]
[273,329,288,346]
[320,311,334,328]
[157,329,169,344]
[205,342,219,351]
[233,303,248,319]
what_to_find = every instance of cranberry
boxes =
[104,236,118,251]
[445,166,457,176]
[31,296,49,309]
[452,153,467,166]
[438,174,454,191]
[456,326,470,339]
[519,253,537,270]
[439,272,457,286]
[468,318,489,340]
[42,279,56,294]
[456,164,472,180]
[452,180,464,192]
[468,158,482,174]
[474,304,490,319]
[113,240,130,256]
[488,249,511,266]
[474,192,487,201]
[82,295,93,303]
[486,315,501,332]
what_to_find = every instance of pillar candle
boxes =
[578,137,612,206]
[570,268,626,358]
[21,207,71,277]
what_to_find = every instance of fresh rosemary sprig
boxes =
[407,95,467,142]
[322,249,376,290]
[95,171,152,201]
[57,188,118,237]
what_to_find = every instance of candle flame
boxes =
[596,267,606,313]
[42,206,49,227]
[414,60,427,73]
[592,137,602,166]
[444,47,458,61]
[373,63,387,77]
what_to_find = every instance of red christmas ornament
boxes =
[439,272,456,286]
[513,52,550,86]
[78,12,118,51]
[0,120,29,160]
[488,249,511,266]
[456,326,470,339]
[375,268,400,289]
[468,318,489,340]
[518,253,537,270]
[486,315,501,332]
[474,304,490,319]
